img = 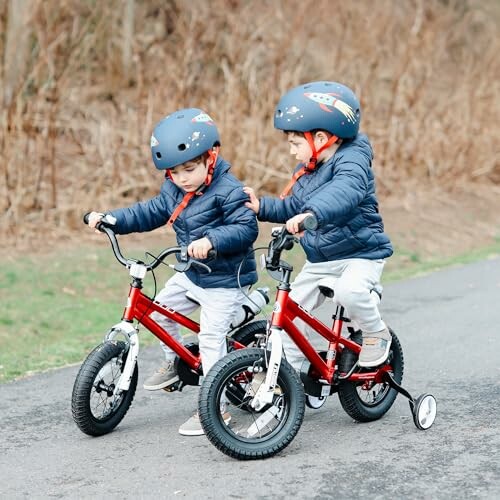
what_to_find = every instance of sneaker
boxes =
[178,411,231,436]
[358,328,392,368]
[143,361,179,391]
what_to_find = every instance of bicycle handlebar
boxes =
[266,214,318,270]
[83,212,214,273]
[299,213,318,231]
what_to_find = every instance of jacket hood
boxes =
[338,133,373,162]
[212,157,231,180]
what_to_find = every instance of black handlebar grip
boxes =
[83,212,91,225]
[299,214,318,231]
[207,249,217,259]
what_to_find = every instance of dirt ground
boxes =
[381,183,500,259]
[2,183,499,261]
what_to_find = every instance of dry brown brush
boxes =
[0,0,499,244]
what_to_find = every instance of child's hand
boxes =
[88,212,104,233]
[188,237,213,259]
[243,187,260,214]
[286,213,311,236]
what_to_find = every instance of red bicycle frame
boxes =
[121,284,247,373]
[270,286,390,385]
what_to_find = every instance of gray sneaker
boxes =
[178,411,231,436]
[359,328,392,368]
[143,361,179,391]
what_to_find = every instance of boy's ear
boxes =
[314,130,330,144]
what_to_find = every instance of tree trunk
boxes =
[3,0,32,106]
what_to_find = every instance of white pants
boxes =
[283,258,386,371]
[150,272,247,375]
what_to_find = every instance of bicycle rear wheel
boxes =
[198,348,305,460]
[338,328,404,422]
[72,341,138,436]
[230,319,267,348]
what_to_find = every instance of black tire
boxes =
[230,320,267,347]
[71,341,138,436]
[338,328,404,422]
[198,348,305,460]
[225,321,268,407]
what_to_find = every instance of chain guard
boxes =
[173,343,202,387]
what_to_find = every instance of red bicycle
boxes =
[198,215,437,459]
[71,214,267,436]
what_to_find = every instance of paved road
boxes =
[1,257,499,499]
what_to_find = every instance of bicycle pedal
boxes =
[163,381,181,392]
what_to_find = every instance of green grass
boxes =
[384,241,500,282]
[0,245,163,383]
[1,239,499,383]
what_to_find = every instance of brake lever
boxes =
[172,259,212,273]
[173,261,191,272]
[171,246,213,273]
[191,260,212,273]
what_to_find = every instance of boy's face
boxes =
[169,157,209,192]
[286,131,338,164]
[287,132,313,164]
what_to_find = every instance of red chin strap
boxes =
[167,146,220,227]
[280,132,338,199]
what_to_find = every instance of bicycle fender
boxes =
[251,328,283,411]
[103,321,139,392]
[117,331,139,392]
[104,321,138,341]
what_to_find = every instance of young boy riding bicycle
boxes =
[244,81,393,370]
[88,108,258,436]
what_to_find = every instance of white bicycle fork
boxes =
[104,320,140,392]
[250,327,283,411]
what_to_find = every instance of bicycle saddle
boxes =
[317,277,383,302]
[318,277,335,298]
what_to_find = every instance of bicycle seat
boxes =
[318,277,335,298]
[317,278,383,303]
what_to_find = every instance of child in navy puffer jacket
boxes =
[244,81,393,370]
[88,108,258,436]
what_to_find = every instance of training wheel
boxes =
[305,394,327,409]
[411,393,437,430]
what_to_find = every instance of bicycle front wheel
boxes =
[71,341,138,436]
[198,348,305,460]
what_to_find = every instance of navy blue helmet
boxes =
[274,81,361,139]
[151,108,220,170]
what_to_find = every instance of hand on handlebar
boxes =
[188,237,213,260]
[87,212,104,232]
[286,213,315,236]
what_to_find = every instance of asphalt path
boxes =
[1,257,499,499]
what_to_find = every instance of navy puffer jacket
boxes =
[108,158,258,288]
[259,134,393,262]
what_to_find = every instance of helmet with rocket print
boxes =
[274,81,361,139]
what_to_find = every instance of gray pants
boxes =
[283,258,386,371]
[150,272,247,375]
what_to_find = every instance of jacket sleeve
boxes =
[258,194,300,223]
[108,193,170,234]
[302,158,370,226]
[203,187,258,254]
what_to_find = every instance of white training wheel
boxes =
[305,394,327,410]
[412,393,437,430]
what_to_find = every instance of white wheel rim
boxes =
[417,395,437,429]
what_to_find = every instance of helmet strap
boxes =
[203,146,219,189]
[166,146,220,227]
[279,132,338,199]
[304,131,338,171]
